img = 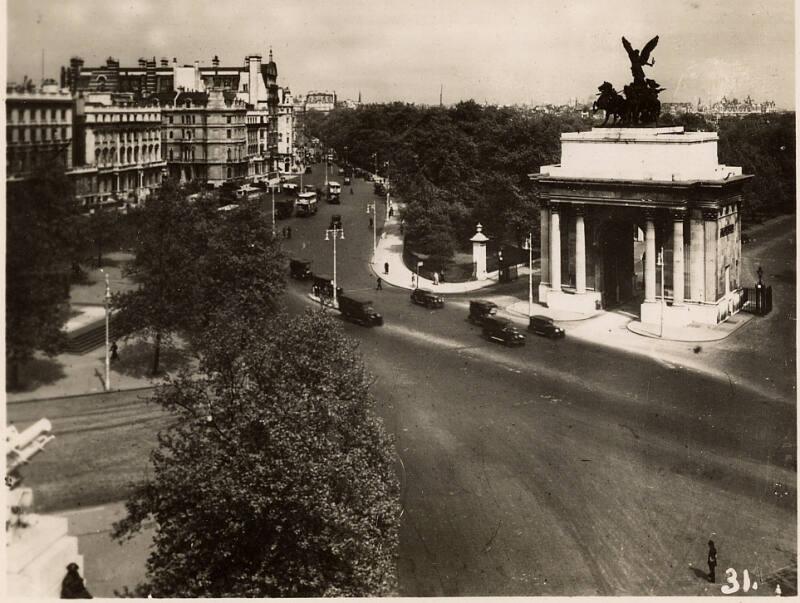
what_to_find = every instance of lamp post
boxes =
[325,226,345,308]
[523,233,533,317]
[657,246,665,337]
[271,185,276,236]
[417,260,423,288]
[366,200,377,251]
[100,269,111,391]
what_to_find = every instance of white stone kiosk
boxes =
[533,127,752,327]
[471,223,489,280]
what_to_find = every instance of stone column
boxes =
[644,212,656,302]
[672,210,685,305]
[550,204,561,291]
[689,208,705,301]
[703,209,718,302]
[539,205,550,286]
[575,206,586,294]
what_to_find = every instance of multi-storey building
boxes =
[6,79,73,182]
[70,92,166,209]
[62,52,288,186]
[304,91,337,113]
[158,89,248,185]
[276,87,296,173]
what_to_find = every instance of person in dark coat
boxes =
[384,262,389,275]
[376,277,382,291]
[61,563,92,599]
[707,540,717,583]
[110,341,119,362]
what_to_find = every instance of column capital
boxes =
[702,208,718,221]
[550,202,561,213]
[669,208,687,221]
[574,204,586,217]
[643,208,657,221]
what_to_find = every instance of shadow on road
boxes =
[688,565,710,582]
[112,340,194,379]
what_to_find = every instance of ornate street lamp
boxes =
[325,226,345,307]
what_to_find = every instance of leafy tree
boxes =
[113,184,286,374]
[112,310,400,597]
[81,207,120,268]
[6,166,79,389]
[111,180,198,375]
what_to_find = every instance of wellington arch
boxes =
[531,126,752,328]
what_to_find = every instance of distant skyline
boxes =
[6,0,796,109]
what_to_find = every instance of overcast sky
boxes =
[6,0,796,108]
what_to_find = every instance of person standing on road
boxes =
[384,262,389,275]
[376,277,382,291]
[707,540,717,583]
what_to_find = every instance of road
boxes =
[9,164,796,596]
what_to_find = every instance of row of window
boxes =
[94,144,160,166]
[7,126,70,144]
[95,129,160,144]
[88,112,159,123]
[7,107,70,124]
[166,114,246,125]
[166,147,244,162]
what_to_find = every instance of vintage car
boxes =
[528,315,566,339]
[410,288,444,309]
[482,316,526,347]
[329,214,343,230]
[289,258,313,280]
[468,300,499,325]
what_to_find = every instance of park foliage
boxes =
[306,103,795,263]
[112,310,401,597]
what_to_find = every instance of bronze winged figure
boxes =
[622,35,659,86]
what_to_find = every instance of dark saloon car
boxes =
[289,258,312,280]
[468,300,499,325]
[410,288,444,309]
[528,315,565,338]
[482,317,525,347]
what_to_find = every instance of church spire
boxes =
[358,90,361,103]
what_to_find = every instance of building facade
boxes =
[70,92,166,209]
[276,87,296,173]
[159,90,248,185]
[6,79,73,182]
[62,51,289,186]
[304,91,336,113]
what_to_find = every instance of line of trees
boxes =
[306,104,795,265]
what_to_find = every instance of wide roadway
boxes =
[281,164,796,595]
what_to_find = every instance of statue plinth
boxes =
[541,127,744,183]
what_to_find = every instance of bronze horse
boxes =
[592,81,626,126]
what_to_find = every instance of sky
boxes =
[6,0,796,108]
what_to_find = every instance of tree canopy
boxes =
[112,180,286,373]
[112,310,400,597]
[6,166,80,388]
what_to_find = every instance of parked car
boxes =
[289,258,313,280]
[482,317,526,346]
[410,288,444,309]
[338,294,383,327]
[312,274,342,302]
[468,300,499,325]
[528,315,565,339]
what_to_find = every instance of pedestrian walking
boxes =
[389,206,394,218]
[286,226,292,239]
[707,540,717,583]
[369,216,374,229]
[376,277,382,290]
[411,274,416,288]
[110,341,119,362]
[384,261,389,275]
[61,563,92,599]
[433,271,439,285]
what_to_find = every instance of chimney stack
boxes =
[212,55,220,67]
[160,57,168,67]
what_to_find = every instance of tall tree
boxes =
[6,166,79,389]
[111,180,200,375]
[112,310,401,597]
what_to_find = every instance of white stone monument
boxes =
[471,223,489,280]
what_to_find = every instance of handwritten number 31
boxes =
[722,568,757,594]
